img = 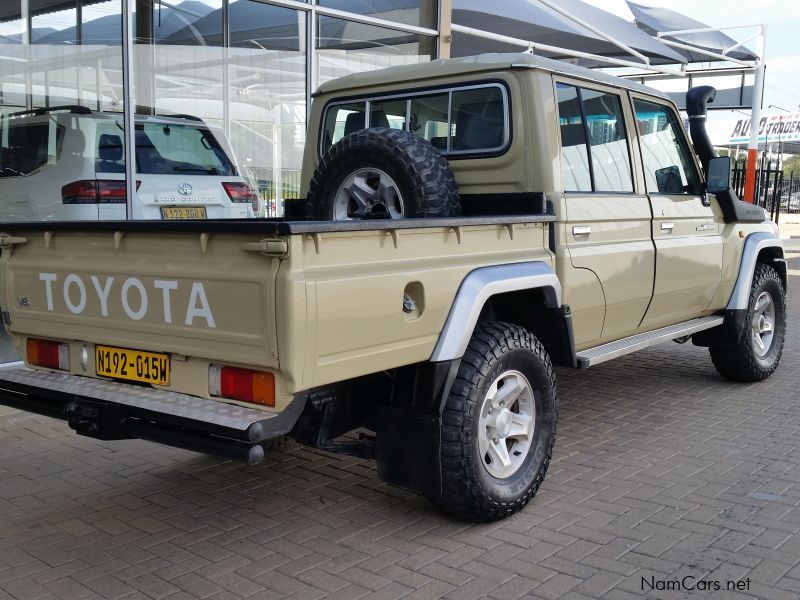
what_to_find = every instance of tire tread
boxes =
[434,321,557,521]
[710,263,786,382]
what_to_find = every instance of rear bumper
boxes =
[0,363,305,464]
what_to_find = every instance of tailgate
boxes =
[0,230,282,371]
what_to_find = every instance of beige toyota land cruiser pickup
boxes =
[0,54,786,521]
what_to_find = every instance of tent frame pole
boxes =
[534,0,649,66]
[450,24,686,77]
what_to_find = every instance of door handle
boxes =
[661,222,674,231]
[572,226,591,235]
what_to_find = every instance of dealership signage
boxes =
[729,113,800,145]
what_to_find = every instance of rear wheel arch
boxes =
[429,262,573,366]
[479,289,576,368]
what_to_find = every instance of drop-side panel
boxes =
[280,223,554,390]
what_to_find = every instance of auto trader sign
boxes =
[729,113,800,145]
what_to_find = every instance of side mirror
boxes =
[706,156,731,194]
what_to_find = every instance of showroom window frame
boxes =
[117,0,441,219]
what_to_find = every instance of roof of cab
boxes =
[315,52,671,102]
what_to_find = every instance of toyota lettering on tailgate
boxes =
[37,273,217,328]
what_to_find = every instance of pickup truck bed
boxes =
[0,214,556,461]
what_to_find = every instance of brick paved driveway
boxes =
[1,248,799,600]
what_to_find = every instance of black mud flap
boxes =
[692,309,746,347]
[375,406,441,497]
[373,360,460,497]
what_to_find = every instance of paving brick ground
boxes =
[1,247,799,600]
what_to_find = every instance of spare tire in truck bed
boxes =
[306,127,460,220]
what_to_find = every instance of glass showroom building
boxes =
[0,1,447,216]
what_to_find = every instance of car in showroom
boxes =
[0,106,259,221]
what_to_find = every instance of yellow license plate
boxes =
[96,345,170,386]
[161,206,207,220]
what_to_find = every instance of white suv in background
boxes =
[0,106,259,221]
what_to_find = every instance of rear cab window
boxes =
[321,83,509,157]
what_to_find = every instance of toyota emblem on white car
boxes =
[177,183,193,195]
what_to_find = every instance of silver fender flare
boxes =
[429,261,561,362]
[726,231,785,310]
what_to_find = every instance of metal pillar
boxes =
[744,25,767,203]
[437,0,452,59]
[121,0,136,220]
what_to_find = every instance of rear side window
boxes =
[557,83,633,193]
[322,102,364,149]
[135,123,235,176]
[321,84,508,157]
[634,99,700,195]
[0,117,64,177]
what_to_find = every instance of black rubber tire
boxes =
[710,263,786,382]
[432,321,558,522]
[306,127,460,220]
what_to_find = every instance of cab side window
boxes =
[634,100,700,195]
[557,83,633,193]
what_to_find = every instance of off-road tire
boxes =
[306,127,460,220]
[432,321,558,521]
[710,263,786,382]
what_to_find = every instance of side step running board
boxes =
[576,315,724,368]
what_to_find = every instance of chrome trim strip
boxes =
[727,231,785,310]
[430,262,561,362]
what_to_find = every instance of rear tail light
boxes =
[222,182,259,213]
[62,180,141,204]
[27,338,69,370]
[209,365,275,407]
